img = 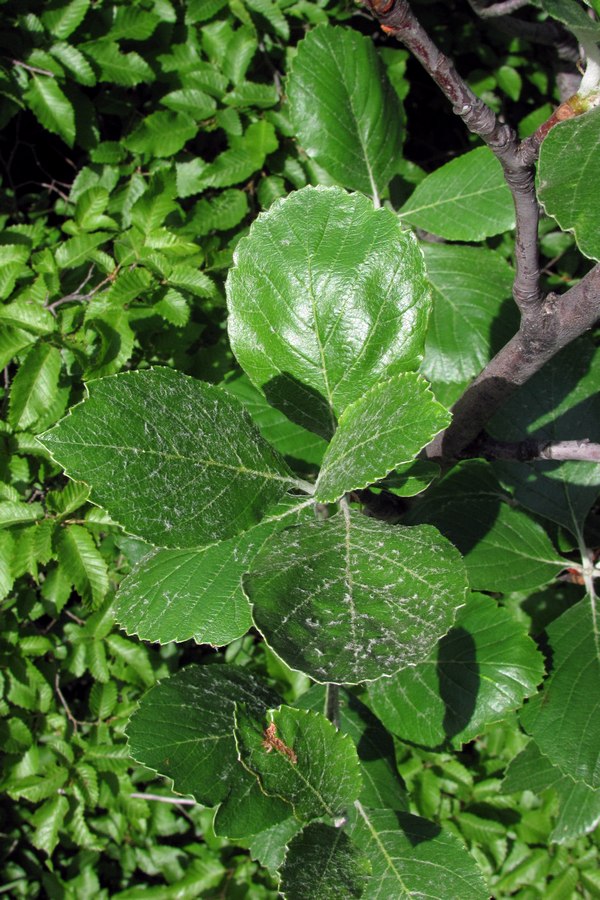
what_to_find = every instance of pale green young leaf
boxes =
[503,741,600,843]
[246,510,468,684]
[160,88,216,119]
[489,339,600,535]
[154,289,189,326]
[39,368,295,548]
[221,27,257,85]
[235,705,362,822]
[49,42,96,86]
[31,794,69,856]
[406,461,565,592]
[0,297,54,334]
[8,343,62,432]
[0,501,44,528]
[55,232,111,268]
[0,244,30,299]
[348,805,488,899]
[279,824,371,900]
[288,25,403,197]
[24,76,75,147]
[125,111,198,158]
[0,531,15,600]
[42,0,90,39]
[126,664,281,804]
[227,186,431,439]
[106,6,160,40]
[420,244,516,403]
[56,524,109,607]
[115,498,313,645]
[521,598,600,788]
[367,593,545,749]
[399,147,515,241]
[315,373,450,502]
[84,42,155,86]
[537,106,600,261]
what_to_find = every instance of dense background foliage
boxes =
[1,0,599,896]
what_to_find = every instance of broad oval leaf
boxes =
[280,823,371,900]
[348,805,488,899]
[115,498,314,645]
[245,510,468,684]
[287,24,403,197]
[227,186,431,439]
[399,147,515,241]
[39,368,295,549]
[315,373,450,502]
[235,705,362,822]
[420,244,516,405]
[367,593,545,749]
[520,598,600,788]
[538,106,600,261]
[126,664,281,805]
[407,461,565,593]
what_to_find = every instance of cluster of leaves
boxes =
[2,0,600,895]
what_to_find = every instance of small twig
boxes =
[46,267,119,315]
[466,436,600,463]
[64,608,85,625]
[468,0,531,16]
[12,59,55,78]
[364,0,544,313]
[130,792,196,805]
[54,673,79,732]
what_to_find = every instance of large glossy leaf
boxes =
[420,244,516,405]
[235,705,362,821]
[296,687,408,811]
[399,147,515,241]
[39,368,296,549]
[367,593,544,749]
[407,461,565,592]
[115,498,314,645]
[520,598,600,788]
[348,805,488,899]
[490,339,600,535]
[314,373,450,503]
[538,106,600,261]
[503,741,600,844]
[227,186,431,439]
[287,24,403,197]
[280,824,371,900]
[126,664,281,805]
[246,510,468,684]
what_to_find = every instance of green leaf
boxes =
[399,147,515,241]
[245,0,289,40]
[84,41,155,87]
[24,76,75,147]
[249,818,303,873]
[315,374,450,502]
[31,794,69,856]
[49,41,96,86]
[188,189,249,236]
[0,531,15,600]
[368,593,545,749]
[235,705,362,821]
[56,524,109,607]
[126,664,281,804]
[42,0,90,38]
[520,598,600,788]
[55,232,111,268]
[8,343,62,432]
[280,824,371,900]
[115,498,312,645]
[227,186,431,439]
[288,24,403,197]
[296,687,408,811]
[125,111,198,158]
[348,805,488,899]
[537,106,600,261]
[541,0,600,40]
[246,510,468,684]
[407,461,564,592]
[503,741,600,843]
[420,244,516,404]
[160,88,216,119]
[489,339,600,535]
[223,371,327,470]
[0,501,44,528]
[0,244,30,300]
[40,368,296,549]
